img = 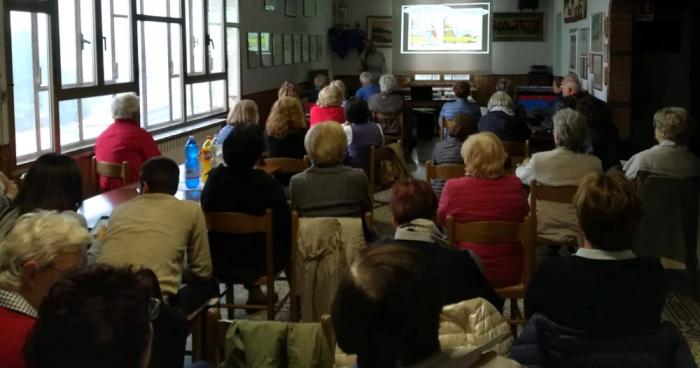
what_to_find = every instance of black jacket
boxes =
[478,111,531,142]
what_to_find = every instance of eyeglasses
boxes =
[148,297,161,320]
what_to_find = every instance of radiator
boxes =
[157,125,221,164]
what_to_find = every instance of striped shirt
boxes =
[439,98,482,121]
[431,136,465,198]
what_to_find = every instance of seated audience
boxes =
[439,81,481,123]
[308,73,329,104]
[278,81,299,99]
[495,78,526,121]
[332,245,518,368]
[367,74,404,114]
[290,122,371,217]
[430,114,476,198]
[95,93,160,191]
[516,108,602,245]
[543,73,588,130]
[24,266,154,368]
[354,71,380,102]
[525,172,665,333]
[478,91,531,142]
[264,97,308,159]
[215,99,259,144]
[437,133,529,289]
[0,211,89,368]
[0,171,18,211]
[201,125,291,304]
[387,178,502,309]
[0,153,85,240]
[342,98,384,175]
[309,86,345,128]
[97,157,215,314]
[330,79,348,107]
[623,106,700,179]
[576,95,620,170]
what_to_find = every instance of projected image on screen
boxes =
[401,3,491,54]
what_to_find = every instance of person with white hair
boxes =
[354,71,380,102]
[95,93,160,191]
[543,73,590,131]
[368,74,404,114]
[478,91,531,142]
[623,106,700,179]
[516,108,602,247]
[0,211,89,367]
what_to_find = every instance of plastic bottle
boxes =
[184,136,200,189]
[201,135,214,183]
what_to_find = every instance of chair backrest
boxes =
[320,314,336,357]
[529,180,578,217]
[263,156,310,174]
[92,156,130,192]
[369,142,405,194]
[446,215,536,286]
[372,111,404,142]
[502,140,530,167]
[425,162,465,184]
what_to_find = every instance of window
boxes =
[6,0,240,164]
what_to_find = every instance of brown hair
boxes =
[453,81,471,99]
[390,179,438,225]
[277,81,299,99]
[574,171,642,251]
[460,132,507,178]
[265,97,307,139]
[446,114,477,140]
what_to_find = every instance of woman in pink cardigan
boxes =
[437,132,529,289]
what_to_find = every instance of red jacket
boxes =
[0,307,35,368]
[94,119,161,191]
[437,175,529,289]
[309,106,345,128]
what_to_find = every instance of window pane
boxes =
[211,80,225,111]
[226,27,240,102]
[171,76,182,121]
[59,0,96,87]
[11,12,38,157]
[58,0,78,85]
[102,0,133,84]
[39,91,51,151]
[81,94,114,140]
[226,0,238,23]
[171,23,182,76]
[186,82,211,117]
[139,22,182,127]
[114,0,129,16]
[169,0,181,17]
[80,0,96,85]
[208,0,224,73]
[141,0,167,17]
[59,99,80,146]
[186,0,205,74]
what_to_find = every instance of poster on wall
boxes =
[260,32,272,67]
[293,34,302,63]
[579,55,587,80]
[283,34,293,64]
[303,0,314,17]
[367,16,392,47]
[564,0,586,23]
[592,54,603,90]
[272,33,283,66]
[492,12,545,42]
[569,30,577,72]
[247,32,260,69]
[591,13,604,52]
[310,34,317,63]
[317,35,324,60]
[285,0,297,17]
[302,34,310,62]
[264,0,276,11]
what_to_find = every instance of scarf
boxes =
[489,106,515,116]
[394,218,448,247]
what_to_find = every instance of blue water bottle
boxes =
[184,136,200,189]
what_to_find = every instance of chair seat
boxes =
[495,283,525,299]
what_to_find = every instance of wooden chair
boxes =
[204,210,288,320]
[372,111,404,143]
[92,156,129,193]
[369,142,406,205]
[289,210,373,322]
[263,156,310,175]
[425,161,465,185]
[445,215,536,336]
[205,307,336,366]
[529,180,580,248]
[501,140,530,168]
[187,297,220,361]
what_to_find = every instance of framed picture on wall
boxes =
[302,34,310,62]
[247,32,260,69]
[569,30,577,72]
[317,35,324,60]
[315,0,322,16]
[293,33,302,63]
[264,0,276,11]
[272,33,283,66]
[303,0,314,17]
[564,0,586,23]
[591,12,604,52]
[310,34,317,63]
[367,16,392,47]
[285,0,297,17]
[578,28,589,58]
[283,34,293,64]
[492,12,545,42]
[260,32,272,67]
[592,53,603,90]
[579,55,588,80]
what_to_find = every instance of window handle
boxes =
[102,36,107,51]
[80,33,91,50]
[207,35,215,49]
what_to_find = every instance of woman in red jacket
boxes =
[437,132,529,289]
[309,85,345,128]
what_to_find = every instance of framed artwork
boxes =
[260,32,272,67]
[309,34,317,62]
[293,33,302,63]
[569,31,577,72]
[302,34,310,62]
[590,12,604,52]
[264,0,276,11]
[317,35,324,60]
[303,0,314,17]
[578,28,589,61]
[247,32,260,69]
[579,55,588,79]
[564,0,586,23]
[592,53,603,90]
[366,16,392,47]
[315,0,322,16]
[493,12,545,42]
[283,34,293,64]
[272,33,283,66]
[285,0,297,17]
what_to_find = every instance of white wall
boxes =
[238,0,334,95]
[552,0,610,101]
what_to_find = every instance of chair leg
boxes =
[225,284,234,319]
[509,298,520,337]
[190,314,202,361]
[266,282,275,321]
